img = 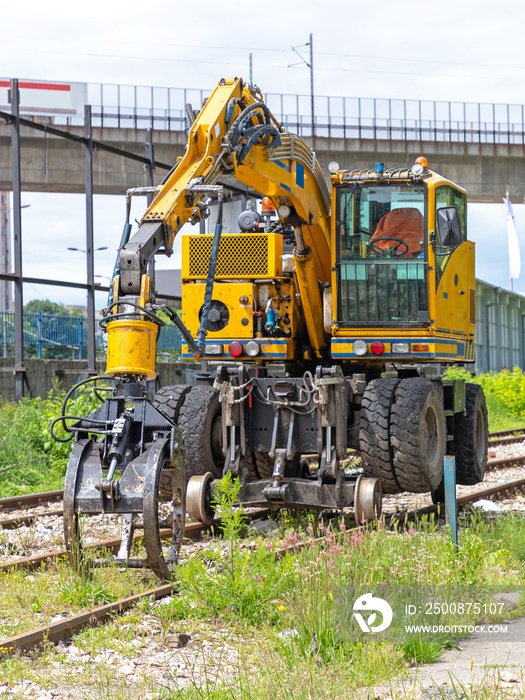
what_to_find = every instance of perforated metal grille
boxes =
[188,235,269,277]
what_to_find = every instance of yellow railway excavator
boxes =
[55,77,488,579]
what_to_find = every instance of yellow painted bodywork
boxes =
[182,282,254,339]
[137,78,331,354]
[105,319,158,380]
[293,247,327,356]
[105,274,158,379]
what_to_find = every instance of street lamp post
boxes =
[67,246,108,254]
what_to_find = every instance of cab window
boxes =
[434,186,466,289]
[340,185,425,261]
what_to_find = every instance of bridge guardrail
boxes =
[12,80,525,145]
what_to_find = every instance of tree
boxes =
[23,300,83,317]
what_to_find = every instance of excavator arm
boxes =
[114,76,331,363]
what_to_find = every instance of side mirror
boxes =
[436,206,463,248]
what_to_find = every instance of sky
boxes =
[4,0,525,305]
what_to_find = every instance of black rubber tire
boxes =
[450,384,488,485]
[243,453,260,481]
[153,385,192,425]
[176,385,224,479]
[390,378,446,493]
[359,378,401,494]
[153,385,193,494]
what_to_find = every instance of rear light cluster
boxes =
[228,342,243,357]
[352,341,431,356]
[195,341,263,358]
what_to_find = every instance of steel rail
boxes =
[0,584,174,653]
[0,490,64,510]
[1,449,524,526]
[0,510,62,530]
[488,434,525,447]
[0,508,271,573]
[488,428,525,438]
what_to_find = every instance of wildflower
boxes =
[408,525,415,536]
[307,523,313,534]
[319,521,325,531]
[278,605,285,611]
[256,575,264,582]
[266,541,273,552]
[340,520,346,531]
[288,533,298,544]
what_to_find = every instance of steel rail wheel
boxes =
[143,438,185,580]
[186,472,215,526]
[354,475,382,524]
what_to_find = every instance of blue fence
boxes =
[0,312,182,359]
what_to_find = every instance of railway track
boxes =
[489,434,525,447]
[0,434,522,654]
[0,448,524,561]
[488,427,525,439]
[2,469,525,656]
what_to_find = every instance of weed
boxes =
[0,386,101,497]
[59,577,114,607]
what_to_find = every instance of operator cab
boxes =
[333,160,468,329]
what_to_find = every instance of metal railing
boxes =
[0,312,182,360]
[18,80,525,145]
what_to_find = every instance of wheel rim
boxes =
[425,405,439,466]
[354,475,382,523]
[475,405,488,466]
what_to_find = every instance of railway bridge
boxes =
[1,81,525,202]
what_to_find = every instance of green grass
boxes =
[0,385,100,497]
[0,371,524,695]
[444,366,525,432]
[0,555,157,638]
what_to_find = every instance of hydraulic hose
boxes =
[237,125,281,165]
[225,102,274,147]
[195,191,224,354]
[108,196,133,306]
